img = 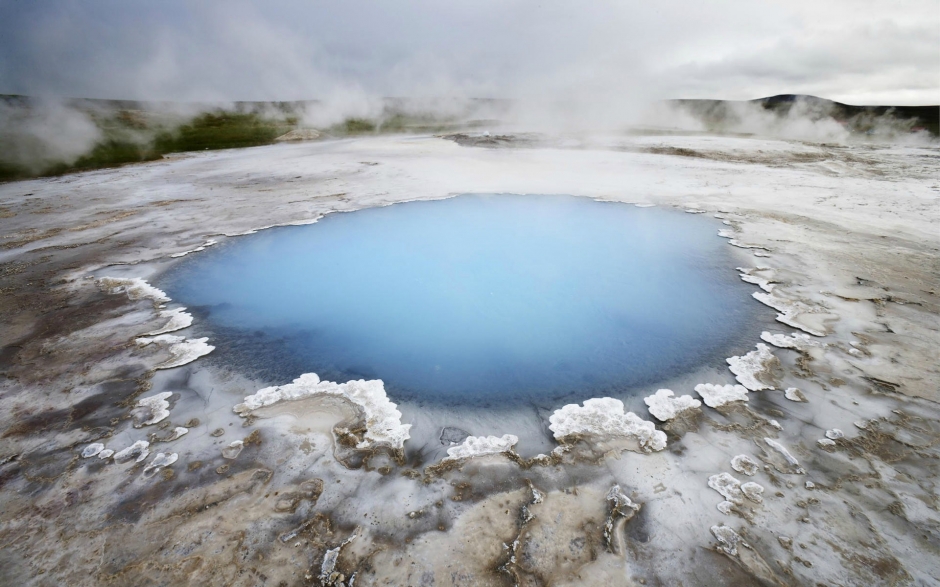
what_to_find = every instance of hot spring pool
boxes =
[161,194,762,405]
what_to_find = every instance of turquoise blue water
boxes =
[161,194,760,405]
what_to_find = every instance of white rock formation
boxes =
[709,472,745,504]
[694,383,749,408]
[444,434,519,461]
[741,482,764,503]
[711,525,745,556]
[135,335,214,369]
[143,452,178,473]
[134,392,173,426]
[764,438,805,473]
[144,307,193,336]
[753,291,826,336]
[731,454,760,476]
[784,388,807,402]
[643,388,701,421]
[81,443,104,458]
[114,440,150,463]
[98,277,169,304]
[548,398,667,453]
[760,331,821,351]
[170,238,217,258]
[727,344,777,391]
[235,373,411,450]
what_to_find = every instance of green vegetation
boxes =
[0,96,477,182]
[324,113,464,135]
[44,139,161,176]
[153,112,296,152]
[671,95,940,137]
[0,109,299,182]
[334,117,376,134]
[10,93,931,184]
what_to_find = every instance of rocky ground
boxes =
[0,132,938,586]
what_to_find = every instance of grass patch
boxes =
[0,109,298,182]
[153,112,295,153]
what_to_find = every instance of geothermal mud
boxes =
[0,133,938,586]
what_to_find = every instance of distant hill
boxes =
[0,93,935,182]
[671,94,939,136]
[0,95,499,182]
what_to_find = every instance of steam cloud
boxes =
[2,1,937,105]
[0,99,102,172]
[0,0,937,176]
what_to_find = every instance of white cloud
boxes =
[0,0,936,105]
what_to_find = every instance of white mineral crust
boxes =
[727,343,777,391]
[114,440,150,463]
[98,277,170,304]
[144,307,194,336]
[784,388,807,402]
[222,440,244,459]
[135,335,214,369]
[741,481,764,503]
[643,388,701,421]
[753,291,826,336]
[730,454,760,476]
[100,277,212,368]
[711,525,745,556]
[169,238,217,258]
[81,443,104,458]
[548,397,667,452]
[444,434,518,461]
[694,383,749,408]
[235,373,412,450]
[134,392,173,426]
[143,452,178,473]
[737,267,776,292]
[760,331,821,351]
[765,437,805,473]
[709,472,745,504]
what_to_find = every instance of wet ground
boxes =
[0,132,938,586]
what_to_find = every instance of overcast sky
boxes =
[1,0,937,105]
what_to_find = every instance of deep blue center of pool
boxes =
[162,194,759,405]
